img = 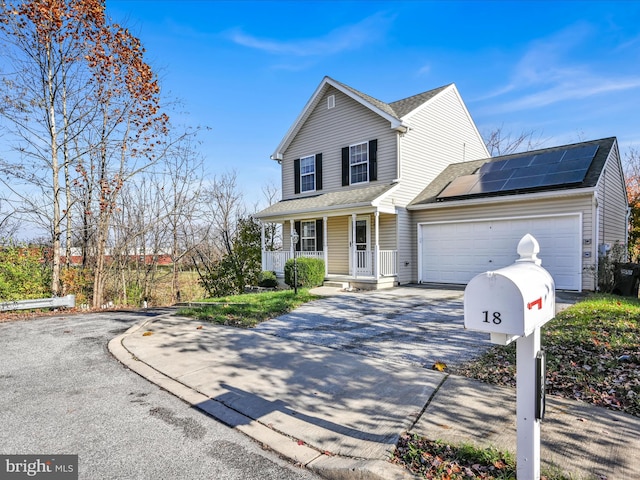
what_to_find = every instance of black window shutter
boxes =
[315,153,323,191]
[369,139,378,181]
[294,221,301,251]
[294,158,301,194]
[315,219,323,252]
[341,147,350,186]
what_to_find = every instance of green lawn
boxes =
[177,289,320,328]
[454,294,640,417]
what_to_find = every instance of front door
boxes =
[350,216,371,276]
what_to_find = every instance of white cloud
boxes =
[417,63,431,76]
[481,23,640,113]
[226,11,394,57]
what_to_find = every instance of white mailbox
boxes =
[463,233,555,480]
[464,234,555,343]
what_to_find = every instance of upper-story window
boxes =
[341,139,377,187]
[300,155,315,192]
[294,153,322,194]
[350,142,369,184]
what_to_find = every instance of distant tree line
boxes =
[0,1,279,306]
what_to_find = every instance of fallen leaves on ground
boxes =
[392,433,516,479]
[432,361,448,372]
[452,295,640,417]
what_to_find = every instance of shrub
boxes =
[284,257,324,289]
[0,245,51,300]
[258,271,278,288]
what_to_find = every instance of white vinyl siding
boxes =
[378,213,397,251]
[282,87,397,199]
[396,208,413,284]
[327,216,349,275]
[596,148,629,254]
[392,86,489,208]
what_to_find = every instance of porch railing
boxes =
[263,249,398,277]
[379,249,398,276]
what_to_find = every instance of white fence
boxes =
[0,295,76,312]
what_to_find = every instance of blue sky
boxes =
[109,0,640,208]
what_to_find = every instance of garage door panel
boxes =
[420,215,581,290]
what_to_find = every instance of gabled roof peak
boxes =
[271,76,454,160]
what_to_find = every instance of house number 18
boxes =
[482,311,502,324]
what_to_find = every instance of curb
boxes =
[107,318,413,480]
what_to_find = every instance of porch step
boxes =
[323,281,349,289]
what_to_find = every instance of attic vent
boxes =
[327,94,335,109]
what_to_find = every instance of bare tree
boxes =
[260,181,281,252]
[623,147,640,261]
[483,126,547,156]
[0,0,168,306]
[158,135,205,303]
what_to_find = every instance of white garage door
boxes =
[419,214,581,290]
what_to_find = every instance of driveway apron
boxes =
[254,286,491,368]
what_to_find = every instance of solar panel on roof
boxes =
[502,175,547,190]
[480,169,514,182]
[560,144,599,161]
[476,179,508,193]
[437,175,478,198]
[436,142,600,201]
[502,155,536,170]
[478,161,506,173]
[530,150,565,165]
[544,170,587,185]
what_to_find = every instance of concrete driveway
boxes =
[254,286,492,368]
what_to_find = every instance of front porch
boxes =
[260,212,399,290]
[262,249,398,289]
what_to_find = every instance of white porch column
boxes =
[323,216,328,277]
[351,213,357,279]
[289,219,295,256]
[374,211,380,279]
[260,222,266,271]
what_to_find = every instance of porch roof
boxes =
[255,183,397,221]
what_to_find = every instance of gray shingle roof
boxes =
[388,84,451,118]
[409,137,617,207]
[255,183,397,220]
[331,77,451,119]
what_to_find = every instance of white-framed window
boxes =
[300,155,315,193]
[350,142,368,184]
[327,94,335,109]
[300,220,316,252]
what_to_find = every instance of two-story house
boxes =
[256,76,628,291]
[255,76,490,289]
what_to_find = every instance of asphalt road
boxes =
[0,309,321,480]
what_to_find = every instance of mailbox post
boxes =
[464,234,555,480]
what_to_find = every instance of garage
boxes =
[418,214,582,290]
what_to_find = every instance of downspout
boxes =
[594,193,600,291]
